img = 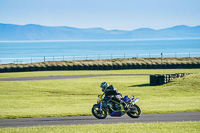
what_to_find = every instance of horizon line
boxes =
[1,38,200,43]
[0,22,200,31]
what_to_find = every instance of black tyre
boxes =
[92,105,107,119]
[127,104,141,118]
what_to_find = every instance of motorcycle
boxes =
[92,93,141,119]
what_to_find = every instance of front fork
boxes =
[131,98,139,105]
[127,98,139,110]
[99,100,102,114]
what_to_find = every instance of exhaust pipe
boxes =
[131,98,139,105]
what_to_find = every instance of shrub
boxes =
[29,65,35,71]
[108,62,113,70]
[192,62,198,68]
[116,62,123,70]
[136,62,142,69]
[186,62,192,68]
[67,63,74,70]
[23,65,29,71]
[88,63,94,70]
[141,62,147,69]
[73,63,79,70]
[171,62,177,69]
[0,66,4,72]
[9,65,16,72]
[127,62,133,69]
[15,65,23,72]
[165,62,171,69]
[40,64,47,71]
[102,63,109,70]
[122,62,128,69]
[92,63,99,70]
[44,63,52,71]
[152,62,157,69]
[146,62,152,69]
[112,62,118,70]
[56,63,63,70]
[51,63,58,70]
[62,63,68,70]
[161,62,168,69]
[131,62,137,69]
[82,63,88,70]
[181,62,187,68]
[78,63,84,70]
[176,62,182,69]
[99,63,103,70]
[34,64,41,71]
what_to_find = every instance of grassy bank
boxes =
[0,121,199,133]
[0,69,200,79]
[0,72,200,119]
[0,57,200,72]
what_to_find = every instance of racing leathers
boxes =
[104,85,128,110]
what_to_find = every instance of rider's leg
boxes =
[119,100,129,110]
[113,97,129,110]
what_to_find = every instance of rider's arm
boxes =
[105,85,117,95]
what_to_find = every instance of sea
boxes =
[0,38,200,64]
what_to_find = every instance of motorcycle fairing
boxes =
[110,111,123,116]
[123,95,134,102]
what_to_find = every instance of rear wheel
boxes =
[127,104,141,118]
[92,105,107,119]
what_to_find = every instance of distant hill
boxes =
[0,23,200,41]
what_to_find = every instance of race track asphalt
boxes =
[0,112,199,128]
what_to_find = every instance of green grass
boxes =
[0,69,200,79]
[0,122,199,133]
[0,71,200,119]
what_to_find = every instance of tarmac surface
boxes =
[0,74,149,81]
[0,112,199,128]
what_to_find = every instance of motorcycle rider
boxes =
[100,82,129,110]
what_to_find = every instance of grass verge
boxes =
[0,72,200,119]
[0,121,199,133]
[0,69,199,79]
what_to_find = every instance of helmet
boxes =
[100,82,109,92]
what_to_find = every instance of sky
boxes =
[0,0,200,30]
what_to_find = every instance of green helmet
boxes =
[100,82,109,92]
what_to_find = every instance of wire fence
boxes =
[0,52,200,64]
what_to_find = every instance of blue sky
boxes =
[0,0,200,30]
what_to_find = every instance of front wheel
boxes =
[92,105,107,119]
[127,104,141,118]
